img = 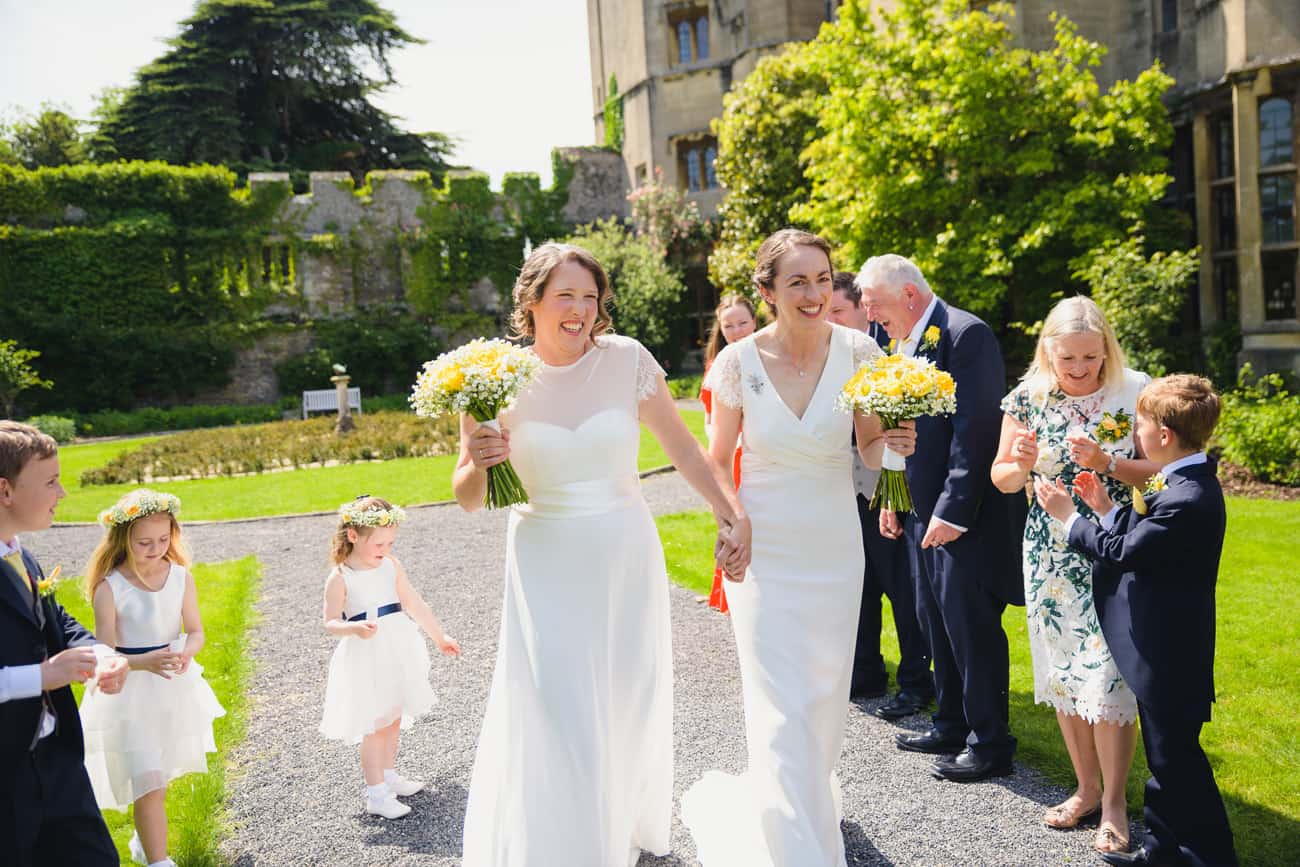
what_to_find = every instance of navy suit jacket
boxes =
[0,548,97,782]
[1067,462,1225,720]
[904,299,1025,605]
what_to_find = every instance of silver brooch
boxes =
[747,372,765,395]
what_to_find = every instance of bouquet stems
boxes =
[473,413,530,509]
[869,414,915,513]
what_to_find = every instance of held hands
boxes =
[1033,477,1075,522]
[435,634,462,657]
[40,647,99,691]
[1065,435,1106,473]
[1071,471,1114,515]
[176,652,194,676]
[1010,429,1039,472]
[882,419,917,458]
[920,516,964,549]
[351,621,379,640]
[468,422,510,471]
[715,516,752,582]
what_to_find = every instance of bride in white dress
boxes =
[455,243,751,867]
[681,230,916,866]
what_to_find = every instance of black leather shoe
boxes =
[873,691,932,721]
[930,747,1013,782]
[895,729,965,755]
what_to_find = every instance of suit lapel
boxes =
[912,300,949,364]
[0,555,40,626]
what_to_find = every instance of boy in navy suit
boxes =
[0,421,128,866]
[1035,375,1236,866]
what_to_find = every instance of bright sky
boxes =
[0,0,595,187]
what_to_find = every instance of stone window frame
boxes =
[1258,92,1298,320]
[1160,0,1178,34]
[668,3,709,66]
[675,135,720,193]
[261,239,294,290]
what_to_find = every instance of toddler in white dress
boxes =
[319,496,460,819]
[80,489,225,867]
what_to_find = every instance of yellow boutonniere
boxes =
[36,565,62,598]
[1131,473,1167,516]
[888,338,898,354]
[921,325,941,352]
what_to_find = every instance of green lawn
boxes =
[654,497,1300,867]
[60,557,261,866]
[55,410,707,522]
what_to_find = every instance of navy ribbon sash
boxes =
[115,643,170,655]
[345,602,403,622]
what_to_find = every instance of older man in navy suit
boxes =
[857,255,1026,782]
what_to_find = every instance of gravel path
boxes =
[28,473,1105,866]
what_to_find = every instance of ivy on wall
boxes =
[0,156,577,413]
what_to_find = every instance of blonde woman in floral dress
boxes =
[992,297,1159,855]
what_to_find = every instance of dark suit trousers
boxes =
[1139,704,1237,867]
[906,518,1016,759]
[852,494,933,696]
[2,736,117,867]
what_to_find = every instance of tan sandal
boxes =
[1094,823,1131,854]
[1042,798,1102,829]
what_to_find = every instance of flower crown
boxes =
[99,489,182,528]
[337,498,407,528]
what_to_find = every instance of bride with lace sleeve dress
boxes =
[681,231,915,866]
[455,244,750,867]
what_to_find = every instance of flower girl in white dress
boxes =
[80,489,225,867]
[319,496,461,819]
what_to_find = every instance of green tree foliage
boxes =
[96,0,453,179]
[565,219,686,366]
[1075,236,1198,377]
[0,340,54,418]
[713,0,1181,365]
[604,75,624,151]
[709,46,827,296]
[10,106,86,169]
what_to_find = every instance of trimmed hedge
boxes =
[23,415,77,443]
[80,411,456,485]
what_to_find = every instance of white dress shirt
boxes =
[1063,452,1208,535]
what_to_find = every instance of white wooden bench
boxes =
[302,388,362,419]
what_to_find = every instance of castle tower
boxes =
[586,0,841,217]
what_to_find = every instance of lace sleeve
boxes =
[635,341,667,402]
[850,329,884,369]
[703,343,743,409]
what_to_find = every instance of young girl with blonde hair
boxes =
[79,489,225,867]
[319,496,460,820]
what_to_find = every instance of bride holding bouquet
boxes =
[448,243,750,866]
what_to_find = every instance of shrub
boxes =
[667,374,703,400]
[274,348,335,398]
[1214,366,1300,486]
[24,414,76,443]
[77,403,283,437]
[80,411,457,485]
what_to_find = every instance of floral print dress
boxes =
[1001,367,1148,724]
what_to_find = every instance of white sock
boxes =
[366,782,388,801]
[383,768,400,785]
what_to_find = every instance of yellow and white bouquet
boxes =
[410,338,541,509]
[837,353,957,512]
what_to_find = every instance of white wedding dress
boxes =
[462,334,673,867]
[682,324,880,866]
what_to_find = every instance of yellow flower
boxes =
[127,505,140,516]
[1132,486,1147,515]
[888,338,897,354]
[436,366,465,392]
[923,325,941,348]
[937,373,956,396]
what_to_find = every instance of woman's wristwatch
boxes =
[1104,453,1119,475]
